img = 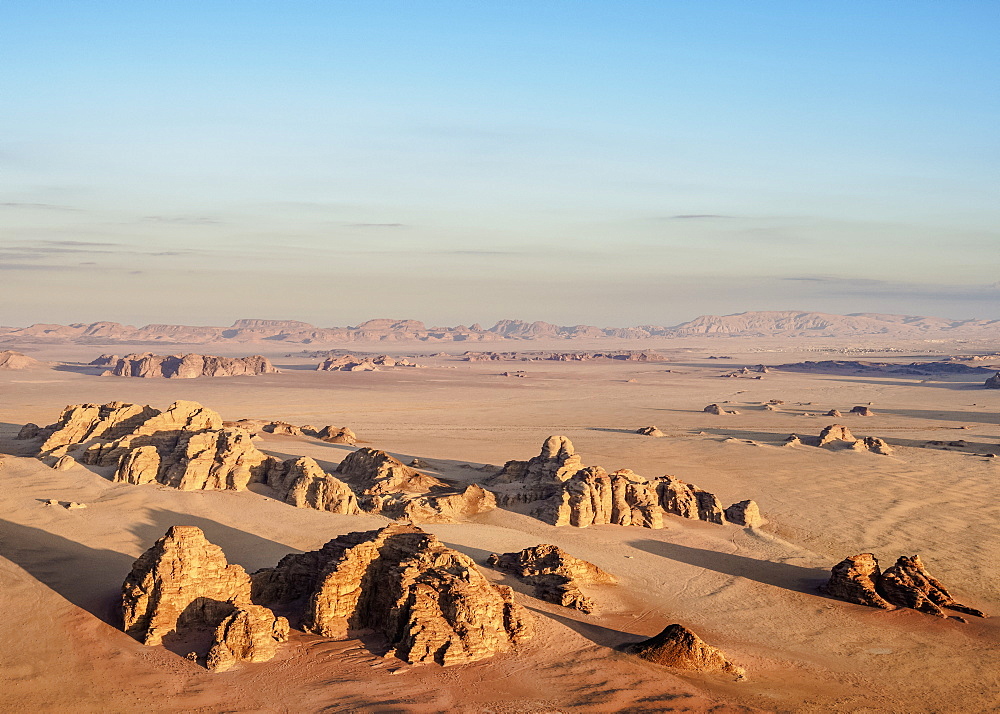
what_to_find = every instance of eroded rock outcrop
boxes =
[317,426,357,444]
[122,526,255,646]
[984,372,1000,389]
[636,426,665,437]
[814,424,894,455]
[487,437,758,530]
[486,544,617,613]
[624,624,745,679]
[269,457,361,514]
[206,604,290,672]
[100,353,278,378]
[252,523,533,665]
[822,553,985,620]
[316,354,423,371]
[703,404,724,415]
[850,405,875,416]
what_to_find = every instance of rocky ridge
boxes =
[822,553,986,621]
[0,350,43,369]
[95,353,278,378]
[487,436,762,529]
[23,401,490,522]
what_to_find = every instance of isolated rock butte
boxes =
[822,553,985,619]
[985,372,1000,389]
[816,425,894,455]
[486,544,617,613]
[0,350,43,370]
[316,354,423,371]
[122,526,289,670]
[850,405,875,416]
[624,624,745,679]
[487,437,759,530]
[251,523,533,665]
[818,424,856,446]
[98,353,278,378]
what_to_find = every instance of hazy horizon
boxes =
[3,2,999,326]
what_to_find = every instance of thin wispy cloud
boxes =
[0,202,81,212]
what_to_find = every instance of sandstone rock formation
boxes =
[822,553,985,619]
[818,424,856,446]
[316,425,356,444]
[16,423,40,440]
[335,448,495,522]
[985,372,1000,389]
[783,434,802,446]
[123,526,289,670]
[206,604,290,672]
[263,421,303,436]
[850,405,875,416]
[703,404,724,415]
[815,425,893,455]
[724,500,764,527]
[251,523,533,665]
[316,354,423,371]
[486,544,617,613]
[624,624,745,679]
[636,426,665,437]
[0,350,43,370]
[268,457,361,514]
[99,353,278,378]
[826,409,843,417]
[487,437,758,530]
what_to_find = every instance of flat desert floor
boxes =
[1,340,997,713]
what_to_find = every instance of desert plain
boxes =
[1,336,998,713]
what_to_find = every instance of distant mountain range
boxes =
[2,311,999,345]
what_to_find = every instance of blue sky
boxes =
[2,1,998,326]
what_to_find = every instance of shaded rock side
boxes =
[624,624,745,679]
[122,526,253,646]
[486,544,617,613]
[251,523,533,665]
[206,604,289,672]
[821,553,896,610]
[878,555,986,619]
[103,353,278,378]
[986,372,1000,389]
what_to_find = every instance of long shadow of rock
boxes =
[628,539,829,594]
[524,605,637,648]
[51,363,105,375]
[0,511,298,631]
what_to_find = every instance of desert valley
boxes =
[0,310,997,713]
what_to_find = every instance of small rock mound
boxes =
[624,624,745,679]
[850,405,875,416]
[252,523,532,665]
[703,404,724,415]
[486,544,617,613]
[816,424,893,454]
[818,424,856,446]
[822,553,985,620]
[636,426,665,437]
[826,409,842,417]
[0,350,43,370]
[985,372,1000,389]
[316,426,357,444]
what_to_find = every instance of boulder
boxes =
[486,544,617,613]
[16,423,40,440]
[826,409,842,417]
[251,523,533,665]
[850,406,875,416]
[206,604,289,672]
[857,436,894,456]
[985,372,1000,389]
[703,404,724,415]
[724,500,764,527]
[636,426,665,437]
[624,624,745,679]
[783,434,802,447]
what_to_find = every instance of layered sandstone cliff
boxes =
[251,523,533,665]
[96,353,278,378]
[487,437,762,529]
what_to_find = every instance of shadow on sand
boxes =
[628,539,829,594]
